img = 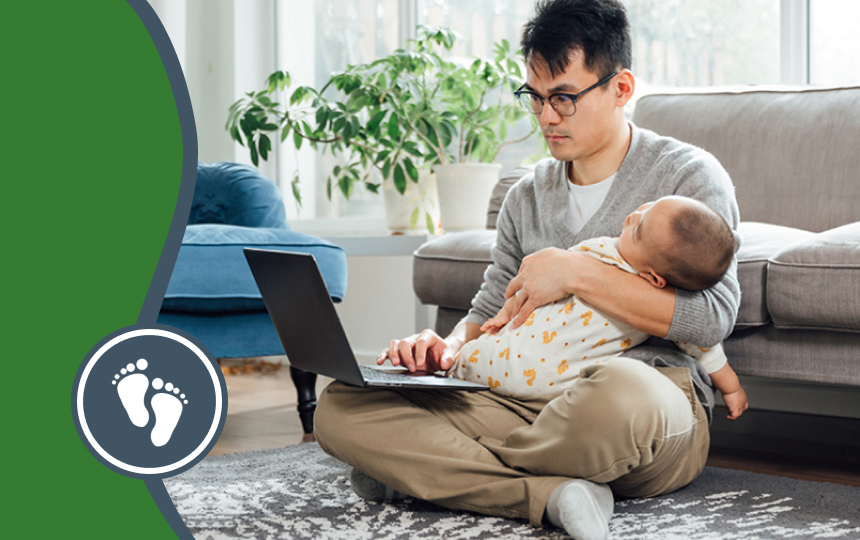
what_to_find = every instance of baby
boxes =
[450,195,748,420]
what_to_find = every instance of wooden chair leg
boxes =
[289,366,317,434]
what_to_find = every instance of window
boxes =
[275,0,856,225]
[810,0,860,86]
[623,0,780,92]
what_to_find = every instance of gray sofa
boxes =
[413,86,860,460]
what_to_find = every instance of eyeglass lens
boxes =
[518,93,576,116]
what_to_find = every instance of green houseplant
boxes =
[227,25,535,232]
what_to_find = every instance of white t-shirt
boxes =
[565,168,616,234]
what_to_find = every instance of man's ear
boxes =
[615,69,635,107]
[639,270,667,289]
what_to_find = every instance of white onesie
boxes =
[450,236,727,399]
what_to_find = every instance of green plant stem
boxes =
[490,124,539,162]
[458,87,489,163]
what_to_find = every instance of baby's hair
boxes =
[654,200,736,291]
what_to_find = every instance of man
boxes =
[315,1,741,539]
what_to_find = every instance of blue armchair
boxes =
[158,162,347,434]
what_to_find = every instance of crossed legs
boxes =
[314,357,709,527]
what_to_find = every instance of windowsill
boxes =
[290,216,443,239]
[290,217,391,237]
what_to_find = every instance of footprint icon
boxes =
[113,359,150,427]
[149,378,188,447]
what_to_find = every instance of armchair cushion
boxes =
[767,222,860,333]
[163,224,347,312]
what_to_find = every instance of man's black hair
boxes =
[521,0,632,78]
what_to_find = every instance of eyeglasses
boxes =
[514,71,620,117]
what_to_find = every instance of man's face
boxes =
[525,52,622,163]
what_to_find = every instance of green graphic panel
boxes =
[5,2,182,538]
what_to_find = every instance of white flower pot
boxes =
[434,163,502,231]
[383,170,441,234]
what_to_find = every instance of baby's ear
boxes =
[639,271,668,289]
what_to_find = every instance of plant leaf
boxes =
[404,157,419,182]
[367,110,387,134]
[259,134,271,160]
[382,158,392,180]
[315,107,328,128]
[249,140,259,166]
[231,126,243,145]
[339,174,353,199]
[426,212,435,234]
[291,170,302,208]
[393,163,406,194]
[388,112,401,140]
[294,129,303,150]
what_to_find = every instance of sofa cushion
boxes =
[413,230,496,309]
[163,224,347,312]
[725,324,860,385]
[767,222,860,333]
[735,222,815,328]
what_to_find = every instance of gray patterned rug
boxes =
[164,443,860,539]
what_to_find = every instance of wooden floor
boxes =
[211,362,860,488]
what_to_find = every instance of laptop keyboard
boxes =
[360,364,433,383]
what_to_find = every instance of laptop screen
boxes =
[243,249,364,386]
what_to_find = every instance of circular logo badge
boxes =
[72,325,227,479]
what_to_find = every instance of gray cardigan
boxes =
[464,123,742,421]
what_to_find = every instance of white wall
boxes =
[334,255,436,365]
[149,0,278,181]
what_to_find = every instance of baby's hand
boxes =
[722,387,749,420]
[481,311,512,335]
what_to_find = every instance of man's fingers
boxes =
[438,348,455,371]
[387,340,400,366]
[514,299,540,329]
[413,338,429,372]
[509,292,531,328]
[504,275,523,300]
[397,339,417,371]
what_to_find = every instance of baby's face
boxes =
[617,198,679,276]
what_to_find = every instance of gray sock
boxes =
[545,480,614,540]
[349,468,409,501]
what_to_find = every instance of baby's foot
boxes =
[149,378,187,447]
[113,359,150,427]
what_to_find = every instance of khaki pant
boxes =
[315,357,710,527]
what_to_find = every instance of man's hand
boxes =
[377,329,458,373]
[722,388,749,420]
[505,248,604,329]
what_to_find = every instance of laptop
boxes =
[243,248,488,390]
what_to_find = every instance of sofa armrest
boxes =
[413,230,496,309]
[486,166,535,229]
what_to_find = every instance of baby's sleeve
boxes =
[674,341,728,374]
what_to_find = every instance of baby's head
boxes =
[618,196,736,291]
